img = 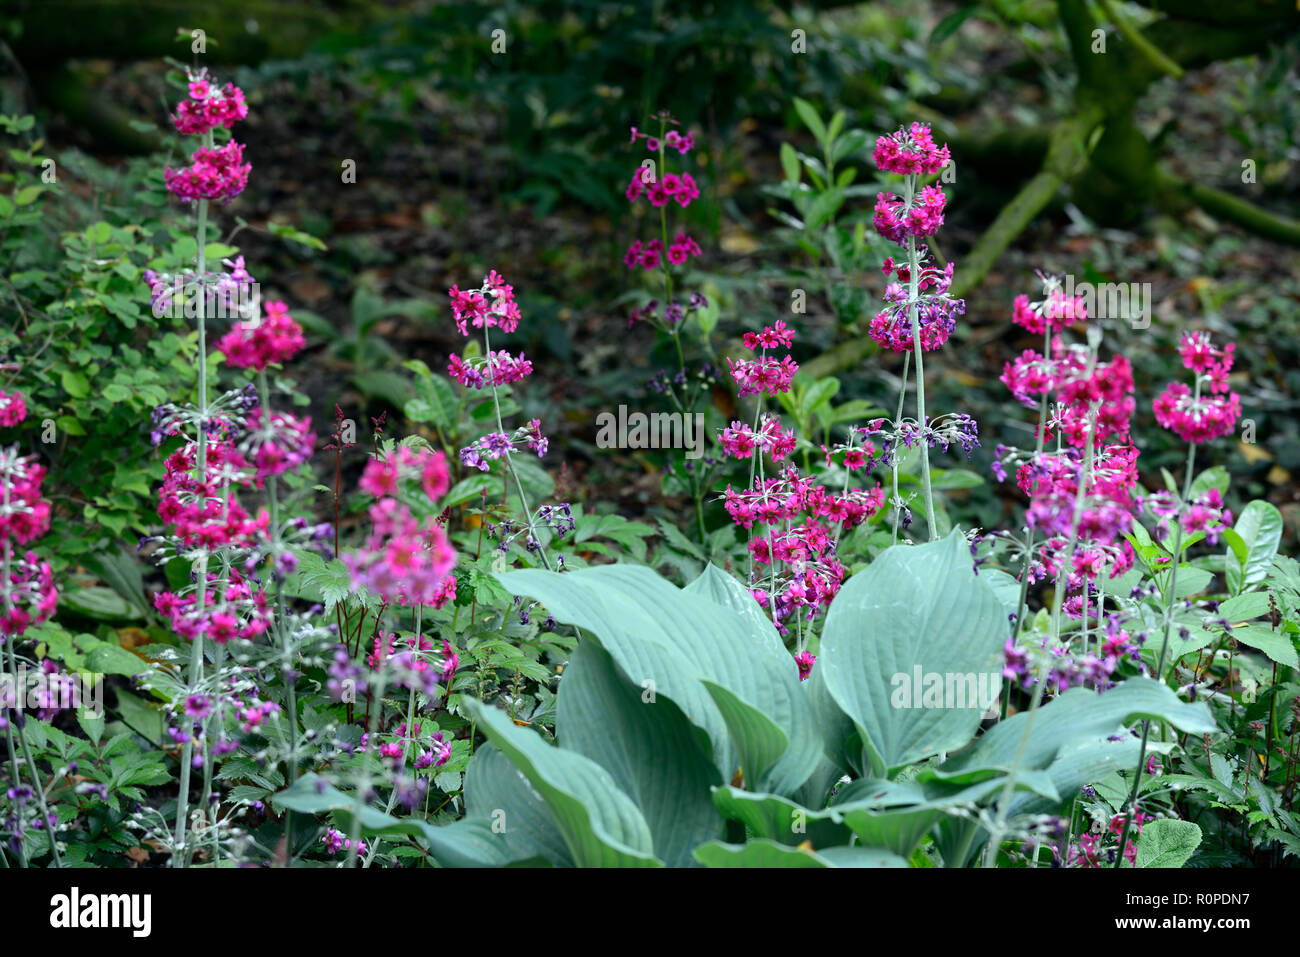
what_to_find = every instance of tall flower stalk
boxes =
[869,123,964,541]
[0,391,60,866]
[450,272,570,571]
[1112,331,1241,864]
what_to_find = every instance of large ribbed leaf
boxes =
[820,531,1006,776]
[463,745,574,866]
[695,839,906,868]
[465,699,662,867]
[805,658,860,776]
[710,786,850,848]
[557,640,722,866]
[498,564,821,794]
[933,678,1216,812]
[684,563,786,657]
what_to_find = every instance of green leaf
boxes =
[508,456,555,505]
[933,679,1216,814]
[779,142,801,184]
[86,548,150,620]
[1217,592,1272,622]
[290,552,356,612]
[1173,566,1214,598]
[1227,501,1283,595]
[710,786,849,847]
[444,474,497,508]
[805,187,845,229]
[820,531,1006,776]
[1189,466,1230,500]
[557,640,722,866]
[61,369,90,399]
[351,370,412,408]
[84,641,145,678]
[1230,624,1299,669]
[930,5,978,44]
[461,745,573,866]
[683,564,784,657]
[61,586,136,623]
[574,514,655,562]
[694,838,905,867]
[702,680,794,794]
[1134,819,1202,868]
[404,370,458,432]
[267,220,328,251]
[497,564,821,794]
[929,468,985,490]
[464,698,662,867]
[792,98,827,144]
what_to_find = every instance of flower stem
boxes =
[174,181,211,864]
[1112,439,1198,866]
[903,185,936,541]
[983,397,1098,866]
[891,351,910,545]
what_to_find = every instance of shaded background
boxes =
[2,0,1299,557]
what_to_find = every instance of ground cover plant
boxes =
[1,3,1299,874]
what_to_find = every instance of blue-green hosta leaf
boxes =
[465,698,661,867]
[684,564,785,657]
[1227,501,1283,596]
[710,786,850,848]
[694,838,905,868]
[462,744,574,867]
[980,567,1024,621]
[933,679,1216,812]
[805,659,859,775]
[497,564,821,794]
[830,771,1063,859]
[1134,819,1202,868]
[557,640,721,866]
[701,680,796,793]
[820,531,1006,776]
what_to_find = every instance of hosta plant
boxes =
[277,532,1216,867]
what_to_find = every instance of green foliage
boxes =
[387,533,1219,867]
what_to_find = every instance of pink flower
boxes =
[171,72,248,135]
[727,354,799,398]
[164,140,251,203]
[241,407,314,487]
[1153,382,1242,443]
[216,300,306,369]
[873,123,951,176]
[873,185,947,243]
[448,270,520,337]
[794,651,816,681]
[0,391,27,427]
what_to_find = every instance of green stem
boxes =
[890,351,910,545]
[3,622,60,866]
[484,326,552,572]
[903,183,936,541]
[174,153,213,863]
[983,398,1099,866]
[1112,439,1198,866]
